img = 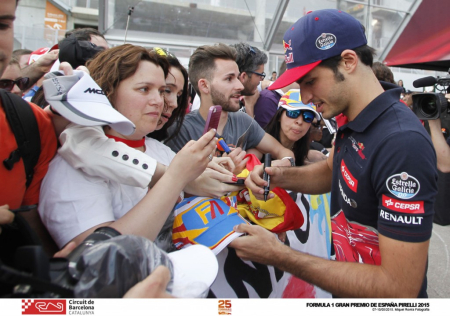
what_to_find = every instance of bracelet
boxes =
[281,156,295,167]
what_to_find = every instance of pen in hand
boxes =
[263,154,271,202]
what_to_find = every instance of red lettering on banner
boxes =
[382,194,424,214]
[341,160,358,192]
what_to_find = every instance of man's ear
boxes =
[198,78,210,95]
[239,72,247,82]
[340,49,358,73]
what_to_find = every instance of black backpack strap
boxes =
[1,89,41,188]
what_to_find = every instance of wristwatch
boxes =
[281,156,295,167]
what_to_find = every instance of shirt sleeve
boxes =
[58,124,157,189]
[38,156,116,248]
[372,132,437,242]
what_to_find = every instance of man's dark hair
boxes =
[188,43,237,96]
[319,45,376,82]
[230,42,267,74]
[64,28,105,41]
[372,61,395,84]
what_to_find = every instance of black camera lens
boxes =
[421,95,438,116]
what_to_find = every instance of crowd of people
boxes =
[1,0,448,299]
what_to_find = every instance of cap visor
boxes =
[269,60,321,90]
[167,245,218,297]
[47,99,136,136]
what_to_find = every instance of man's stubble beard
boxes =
[210,86,239,112]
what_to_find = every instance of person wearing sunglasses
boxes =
[264,89,325,166]
[0,58,29,96]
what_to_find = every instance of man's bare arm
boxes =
[231,224,428,298]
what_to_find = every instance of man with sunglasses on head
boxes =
[231,9,438,298]
[230,43,269,117]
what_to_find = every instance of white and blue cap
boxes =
[278,89,321,120]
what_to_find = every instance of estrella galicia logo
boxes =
[386,172,420,199]
[84,87,105,95]
[315,33,336,50]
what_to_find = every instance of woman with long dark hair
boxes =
[264,89,323,166]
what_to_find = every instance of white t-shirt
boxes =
[39,137,176,248]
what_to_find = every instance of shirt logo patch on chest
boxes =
[386,172,420,199]
[341,159,358,192]
[348,136,366,159]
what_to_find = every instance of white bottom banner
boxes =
[1,298,449,316]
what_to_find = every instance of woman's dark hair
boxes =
[264,107,311,166]
[150,54,189,142]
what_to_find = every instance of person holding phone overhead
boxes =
[166,43,295,175]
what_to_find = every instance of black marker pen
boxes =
[263,154,271,202]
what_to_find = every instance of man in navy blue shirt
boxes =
[231,9,437,298]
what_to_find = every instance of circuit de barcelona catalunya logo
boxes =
[386,172,420,199]
[22,299,66,315]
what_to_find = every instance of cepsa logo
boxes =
[218,299,232,315]
[22,299,66,315]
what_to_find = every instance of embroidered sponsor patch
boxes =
[315,33,337,50]
[382,194,424,214]
[341,159,358,192]
[386,172,420,199]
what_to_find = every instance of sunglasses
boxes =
[285,109,315,123]
[0,77,29,91]
[241,46,256,72]
[248,70,266,80]
[311,121,322,129]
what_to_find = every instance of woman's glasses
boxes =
[0,77,29,92]
[285,109,315,123]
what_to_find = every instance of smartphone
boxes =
[203,105,222,134]
[224,178,246,185]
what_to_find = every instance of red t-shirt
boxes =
[0,100,57,209]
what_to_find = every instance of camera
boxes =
[49,226,121,293]
[0,226,120,297]
[412,73,450,120]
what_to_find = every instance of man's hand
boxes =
[124,266,174,298]
[244,164,289,200]
[229,224,284,266]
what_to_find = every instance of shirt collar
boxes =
[342,81,402,133]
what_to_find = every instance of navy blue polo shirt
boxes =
[330,83,437,297]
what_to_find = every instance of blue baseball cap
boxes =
[270,9,367,90]
[278,89,321,120]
